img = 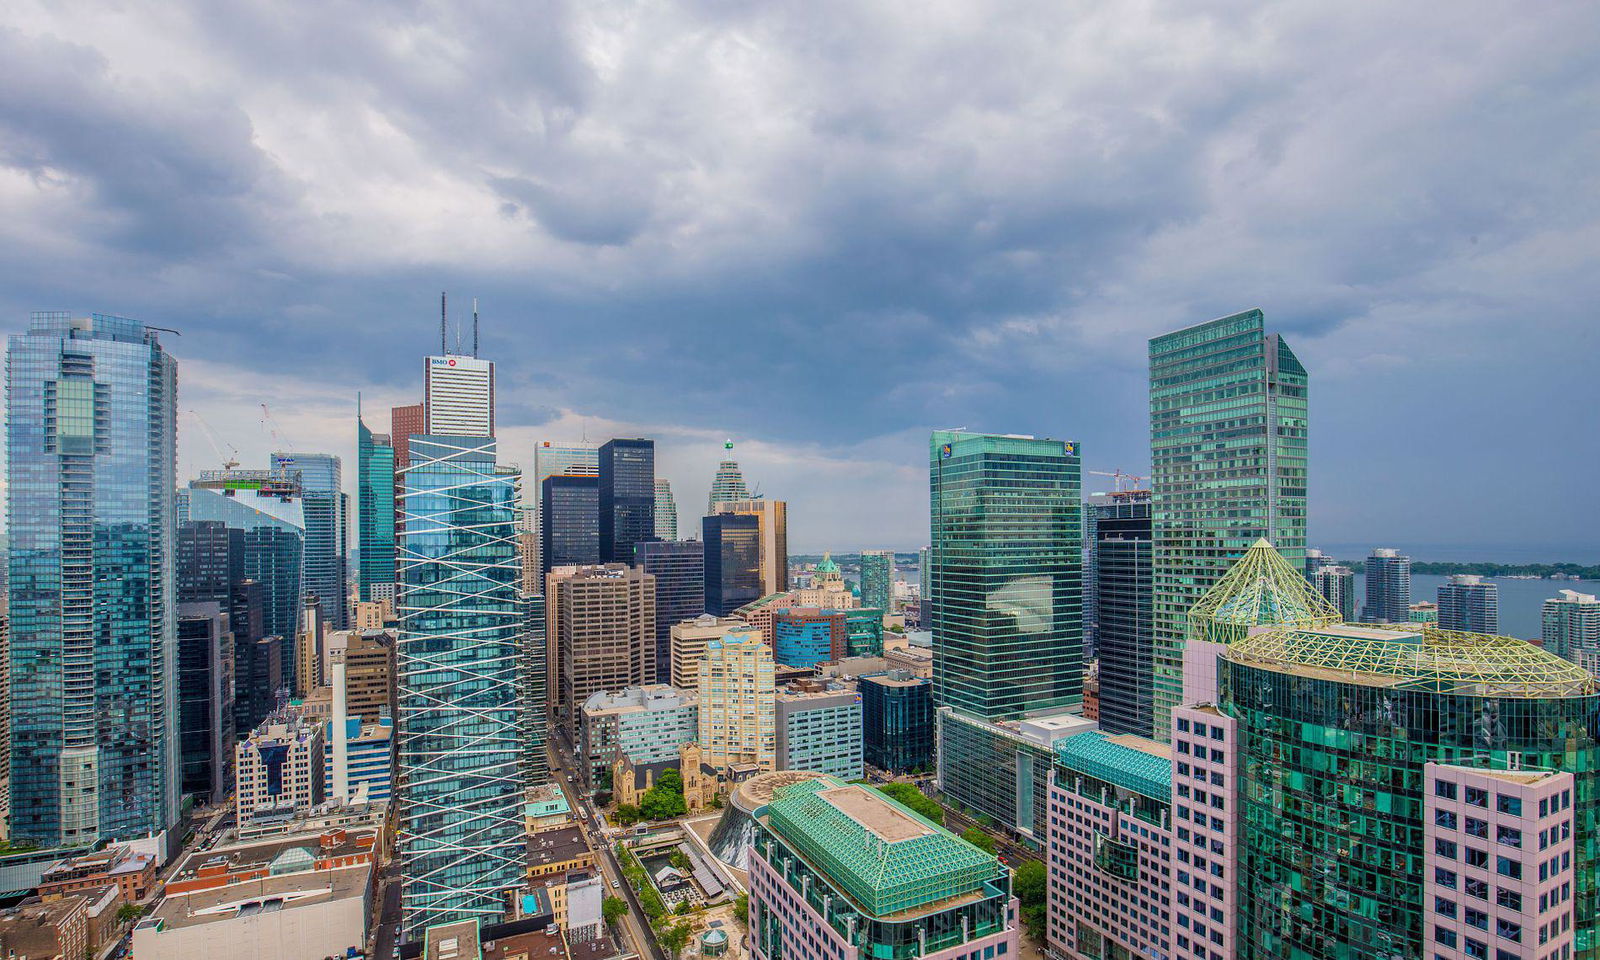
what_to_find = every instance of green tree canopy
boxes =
[603,896,629,925]
[960,826,998,854]
[875,782,944,825]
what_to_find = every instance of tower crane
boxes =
[187,409,239,470]
[1087,469,1148,493]
[260,402,295,453]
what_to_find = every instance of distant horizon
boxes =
[784,542,1600,567]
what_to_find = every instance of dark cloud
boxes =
[1,0,1598,555]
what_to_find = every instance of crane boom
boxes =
[187,409,239,470]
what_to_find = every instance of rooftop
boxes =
[1187,539,1341,644]
[0,896,87,957]
[763,776,999,918]
[1055,731,1172,801]
[149,864,371,930]
[1227,622,1598,697]
[527,825,591,868]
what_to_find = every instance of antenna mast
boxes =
[440,292,447,354]
[472,298,479,357]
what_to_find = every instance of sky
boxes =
[2,1,1597,559]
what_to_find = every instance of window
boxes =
[1496,888,1522,911]
[1497,795,1522,816]
[1465,786,1489,808]
[1435,868,1458,889]
[1463,938,1487,960]
[1497,826,1522,848]
[1496,919,1522,943]
[1436,928,1458,948]
[1434,896,1457,918]
[1465,817,1489,839]
[1436,840,1458,859]
[1178,719,1191,733]
[1465,907,1489,931]
[1496,857,1522,880]
[1465,878,1489,901]
[1436,810,1458,829]
[1435,779,1458,799]
[1466,847,1489,868]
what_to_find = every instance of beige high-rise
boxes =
[713,499,788,595]
[547,564,656,737]
[697,630,775,772]
[670,614,763,691]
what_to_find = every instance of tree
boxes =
[116,904,144,924]
[1013,860,1048,942]
[641,767,688,820]
[669,850,692,871]
[733,892,749,924]
[876,782,944,825]
[656,920,693,959]
[675,899,692,915]
[603,896,629,926]
[614,803,642,826]
[960,826,998,854]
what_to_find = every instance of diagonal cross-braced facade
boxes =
[396,433,525,937]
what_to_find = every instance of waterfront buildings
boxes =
[634,540,705,680]
[669,615,762,690]
[1303,547,1337,579]
[6,312,179,849]
[774,681,863,779]
[653,479,678,540]
[697,631,776,772]
[540,474,599,578]
[357,413,397,602]
[577,685,698,790]
[547,564,656,738]
[713,499,789,595]
[1438,573,1500,634]
[1311,563,1358,621]
[177,602,236,805]
[1149,309,1308,738]
[1086,489,1153,738]
[707,441,751,512]
[859,549,894,613]
[1362,547,1412,623]
[748,776,1019,960]
[703,512,762,615]
[1543,589,1600,675]
[1409,600,1440,623]
[859,670,934,773]
[396,432,525,935]
[598,438,655,565]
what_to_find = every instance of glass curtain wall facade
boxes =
[704,513,762,616]
[1362,549,1412,623]
[282,453,348,630]
[859,550,893,613]
[358,416,396,601]
[6,312,179,847]
[598,438,654,565]
[634,540,705,680]
[396,434,525,937]
[860,674,933,773]
[928,431,1082,721]
[1149,310,1308,738]
[540,475,599,579]
[1438,575,1500,634]
[1311,565,1358,621]
[1089,491,1154,738]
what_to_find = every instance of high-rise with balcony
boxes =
[1437,573,1499,634]
[599,439,655,565]
[858,549,894,613]
[697,630,776,772]
[6,312,179,848]
[396,430,524,936]
[1544,589,1600,675]
[357,413,396,602]
[1087,489,1153,738]
[1149,309,1307,737]
[1362,547,1412,623]
[1311,563,1357,621]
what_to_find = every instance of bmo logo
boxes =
[430,357,457,367]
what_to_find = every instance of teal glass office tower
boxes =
[6,313,179,847]
[396,434,525,936]
[1149,309,1307,738]
[859,550,893,614]
[928,431,1082,720]
[358,416,396,601]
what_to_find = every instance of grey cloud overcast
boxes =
[2,1,1597,556]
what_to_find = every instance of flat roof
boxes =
[150,865,371,930]
[819,786,931,843]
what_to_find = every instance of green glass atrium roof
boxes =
[764,776,998,918]
[1187,538,1341,645]
[1055,732,1172,801]
[1228,622,1599,698]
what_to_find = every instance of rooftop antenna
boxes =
[440,291,447,354]
[472,298,480,358]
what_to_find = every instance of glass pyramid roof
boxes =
[1187,539,1342,646]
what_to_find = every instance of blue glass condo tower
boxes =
[396,434,525,936]
[6,312,179,848]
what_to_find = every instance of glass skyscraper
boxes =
[858,549,893,613]
[1437,574,1499,634]
[928,430,1082,721]
[280,452,348,629]
[598,438,655,564]
[1149,309,1307,738]
[358,415,396,601]
[6,312,179,847]
[704,513,762,616]
[540,474,599,579]
[1087,490,1153,738]
[634,540,705,679]
[396,433,525,936]
[653,478,678,541]
[1362,547,1412,623]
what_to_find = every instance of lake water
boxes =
[1352,573,1596,641]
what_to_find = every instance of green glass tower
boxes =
[1149,309,1306,739]
[357,414,396,602]
[928,431,1082,721]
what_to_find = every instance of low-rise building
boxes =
[163,828,380,897]
[772,607,846,668]
[38,846,158,904]
[526,825,596,881]
[578,685,698,791]
[0,894,89,960]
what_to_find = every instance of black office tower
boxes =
[1088,490,1153,738]
[598,438,655,564]
[635,540,706,678]
[540,474,600,579]
[703,513,761,616]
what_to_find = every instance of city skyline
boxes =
[2,3,1598,557]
